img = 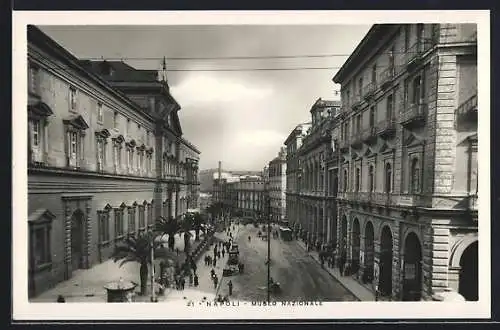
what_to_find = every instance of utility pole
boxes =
[267,195,271,303]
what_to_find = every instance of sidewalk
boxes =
[296,240,375,301]
[30,230,204,303]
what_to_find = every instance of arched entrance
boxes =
[402,232,423,301]
[379,225,393,297]
[459,241,478,301]
[339,215,348,274]
[71,209,85,271]
[363,221,375,283]
[351,218,361,274]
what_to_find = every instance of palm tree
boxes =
[112,231,162,296]
[192,212,205,241]
[155,216,180,251]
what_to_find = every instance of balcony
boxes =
[339,138,350,151]
[380,66,396,89]
[405,39,435,71]
[400,102,427,127]
[351,94,362,110]
[455,94,477,122]
[363,82,377,100]
[350,132,363,148]
[358,192,372,204]
[361,126,378,144]
[397,194,424,208]
[371,192,393,207]
[377,117,397,138]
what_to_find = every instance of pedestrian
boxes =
[248,236,251,243]
[213,246,217,257]
[222,249,225,258]
[175,276,180,290]
[228,280,233,296]
[189,272,193,286]
[176,247,179,256]
[213,275,218,289]
[180,277,186,290]
[192,262,197,275]
[213,257,217,267]
[211,268,216,279]
[217,251,221,259]
[56,295,66,303]
[204,255,209,266]
[194,274,199,287]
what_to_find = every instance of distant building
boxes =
[268,148,287,222]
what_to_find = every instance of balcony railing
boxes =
[380,66,396,89]
[361,126,378,143]
[377,117,397,138]
[371,192,393,207]
[350,132,363,148]
[397,194,424,207]
[363,82,377,100]
[400,102,427,127]
[456,94,478,119]
[405,39,435,69]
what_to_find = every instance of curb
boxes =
[296,241,363,302]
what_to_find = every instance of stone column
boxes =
[64,204,72,280]
[373,238,381,292]
[391,220,401,300]
[154,122,164,222]
[359,233,365,282]
[84,200,92,269]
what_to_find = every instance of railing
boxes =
[371,192,393,207]
[400,102,427,126]
[380,66,396,88]
[363,82,377,99]
[377,118,396,137]
[405,39,435,66]
[351,94,362,109]
[456,94,478,117]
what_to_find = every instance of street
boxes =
[217,223,357,302]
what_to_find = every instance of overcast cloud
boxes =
[40,25,370,171]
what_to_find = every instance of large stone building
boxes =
[284,123,311,230]
[27,26,200,297]
[268,148,287,222]
[293,99,341,246]
[332,24,477,301]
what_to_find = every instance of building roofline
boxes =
[332,24,399,83]
[28,26,158,122]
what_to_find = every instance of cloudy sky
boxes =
[39,25,370,171]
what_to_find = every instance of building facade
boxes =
[284,123,310,231]
[268,148,287,222]
[27,26,200,297]
[332,23,478,301]
[294,99,341,247]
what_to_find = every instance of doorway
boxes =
[402,232,423,301]
[379,225,393,297]
[71,209,85,271]
[459,241,478,301]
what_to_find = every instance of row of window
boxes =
[342,24,437,106]
[29,64,155,146]
[97,203,154,243]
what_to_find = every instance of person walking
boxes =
[189,272,194,287]
[180,277,186,290]
[213,275,219,289]
[222,249,225,258]
[213,256,217,267]
[248,236,251,243]
[228,280,233,296]
[194,274,199,287]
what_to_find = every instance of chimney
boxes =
[218,161,222,180]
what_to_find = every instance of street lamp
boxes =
[150,231,158,303]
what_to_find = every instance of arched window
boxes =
[369,165,375,192]
[355,168,361,192]
[411,158,421,194]
[385,162,392,193]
